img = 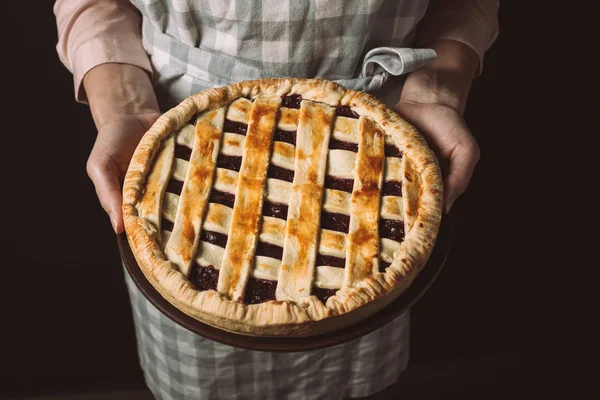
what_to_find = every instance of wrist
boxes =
[399,40,478,113]
[83,63,159,129]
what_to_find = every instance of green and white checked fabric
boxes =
[129,0,436,109]
[124,268,409,400]
[124,1,433,399]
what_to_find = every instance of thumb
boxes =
[86,154,125,234]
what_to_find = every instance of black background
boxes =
[1,2,596,399]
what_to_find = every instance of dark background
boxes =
[2,2,596,399]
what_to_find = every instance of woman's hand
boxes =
[394,101,479,214]
[86,111,159,233]
[394,40,480,213]
[83,63,160,233]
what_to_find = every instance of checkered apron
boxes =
[124,1,435,399]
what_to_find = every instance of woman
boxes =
[54,1,499,399]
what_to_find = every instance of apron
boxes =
[124,1,435,399]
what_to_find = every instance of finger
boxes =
[87,155,125,234]
[443,141,480,213]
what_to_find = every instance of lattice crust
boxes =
[124,78,442,337]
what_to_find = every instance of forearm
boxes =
[83,63,159,130]
[400,40,479,114]
[81,63,160,234]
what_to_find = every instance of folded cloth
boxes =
[337,47,437,94]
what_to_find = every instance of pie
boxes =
[123,78,442,337]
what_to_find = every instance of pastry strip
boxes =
[253,257,345,290]
[278,107,299,131]
[381,196,404,221]
[164,108,225,276]
[259,216,287,246]
[137,135,175,240]
[276,100,335,302]
[209,166,352,214]
[226,98,252,124]
[332,116,398,146]
[218,97,281,301]
[226,97,299,132]
[344,117,385,285]
[401,157,420,232]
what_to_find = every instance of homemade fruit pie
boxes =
[123,78,442,336]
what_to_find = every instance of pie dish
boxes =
[123,78,442,337]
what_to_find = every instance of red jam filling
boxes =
[379,219,405,242]
[320,211,350,233]
[223,119,248,135]
[244,277,277,304]
[382,180,402,197]
[273,129,297,145]
[281,94,302,109]
[175,144,192,160]
[315,253,346,268]
[335,106,359,119]
[311,287,338,304]
[329,138,359,152]
[255,240,284,259]
[324,176,354,193]
[379,259,391,273]
[262,200,288,220]
[384,144,403,158]
[188,263,219,291]
[200,230,228,248]
[267,164,294,182]
[217,154,242,171]
[166,180,184,196]
[209,189,235,208]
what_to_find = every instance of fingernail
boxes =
[109,212,118,232]
[444,196,455,214]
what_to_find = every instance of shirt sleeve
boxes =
[415,0,500,75]
[54,0,152,103]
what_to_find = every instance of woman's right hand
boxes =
[83,63,160,234]
[86,111,159,233]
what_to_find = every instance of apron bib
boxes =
[130,0,435,108]
[124,2,433,398]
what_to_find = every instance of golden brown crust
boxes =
[344,117,385,285]
[123,78,443,337]
[218,97,280,301]
[164,108,225,276]
[276,100,335,303]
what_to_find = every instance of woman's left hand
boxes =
[393,40,481,213]
[394,100,479,214]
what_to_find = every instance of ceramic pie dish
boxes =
[122,78,443,337]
